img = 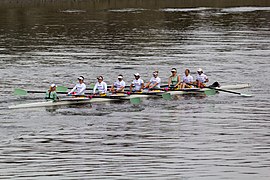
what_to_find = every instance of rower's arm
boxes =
[104,83,108,93]
[168,77,172,86]
[174,75,181,87]
[175,81,181,87]
[110,84,115,91]
[53,92,59,101]
[130,83,134,91]
[144,82,150,88]
[177,75,181,83]
[140,83,144,91]
[68,86,76,94]
[117,82,126,92]
[118,86,125,92]
[93,83,98,94]
[77,85,86,95]
[150,82,158,89]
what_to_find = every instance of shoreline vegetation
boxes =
[0,0,269,9]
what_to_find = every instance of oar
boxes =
[201,81,252,97]
[14,88,68,96]
[206,87,252,97]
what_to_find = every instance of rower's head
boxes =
[50,83,57,91]
[118,74,123,81]
[153,71,158,78]
[78,76,84,84]
[97,76,103,82]
[197,68,203,75]
[171,68,177,75]
[134,73,140,80]
[185,69,190,76]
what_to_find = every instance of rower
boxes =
[130,73,144,92]
[179,69,194,89]
[93,76,107,95]
[195,68,209,88]
[45,84,59,101]
[144,70,161,89]
[68,76,86,95]
[110,74,126,93]
[168,68,181,89]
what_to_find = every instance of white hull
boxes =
[8,98,118,109]
[9,84,251,109]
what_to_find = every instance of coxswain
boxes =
[93,76,107,95]
[68,76,86,95]
[144,70,161,89]
[130,73,144,92]
[45,84,59,101]
[195,68,209,88]
[110,74,126,92]
[179,69,194,89]
[168,68,181,89]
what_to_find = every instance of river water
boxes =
[0,0,270,179]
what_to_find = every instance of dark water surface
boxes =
[0,0,270,179]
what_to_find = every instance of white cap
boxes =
[197,68,203,72]
[78,76,84,80]
[97,76,103,80]
[171,68,177,72]
[118,75,123,79]
[50,83,57,87]
[134,73,140,76]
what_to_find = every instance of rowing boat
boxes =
[8,83,251,109]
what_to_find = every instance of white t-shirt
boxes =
[93,81,107,94]
[69,83,86,95]
[150,77,161,88]
[114,80,126,91]
[132,79,144,91]
[183,75,194,83]
[196,73,208,83]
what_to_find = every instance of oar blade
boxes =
[14,88,28,96]
[240,93,253,97]
[162,93,172,100]
[130,97,141,105]
[204,89,217,96]
[89,83,95,89]
[56,86,68,93]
